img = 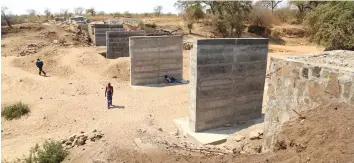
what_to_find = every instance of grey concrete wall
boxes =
[106,31,146,59]
[93,24,124,46]
[190,38,268,132]
[130,35,183,85]
[263,50,354,152]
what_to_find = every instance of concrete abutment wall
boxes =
[190,38,269,132]
[130,35,183,85]
[106,31,146,59]
[93,24,124,46]
[263,50,354,152]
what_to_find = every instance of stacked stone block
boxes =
[106,31,146,59]
[93,24,124,46]
[263,50,354,152]
[190,38,269,132]
[130,35,183,85]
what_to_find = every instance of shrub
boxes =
[274,7,298,24]
[305,1,354,50]
[24,140,69,163]
[249,6,274,27]
[1,102,30,120]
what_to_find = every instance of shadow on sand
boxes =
[109,105,125,109]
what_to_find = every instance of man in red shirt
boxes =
[105,83,114,109]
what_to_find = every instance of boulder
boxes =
[234,135,245,142]
[250,129,264,140]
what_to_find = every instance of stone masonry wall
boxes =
[130,35,183,85]
[263,50,354,152]
[190,38,268,132]
[93,24,124,46]
[106,31,146,59]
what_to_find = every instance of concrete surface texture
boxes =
[130,35,183,85]
[263,50,354,152]
[93,24,124,46]
[106,31,146,59]
[174,116,264,145]
[190,38,269,132]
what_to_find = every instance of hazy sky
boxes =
[1,0,289,15]
[1,0,179,15]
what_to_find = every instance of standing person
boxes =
[36,59,46,76]
[105,83,114,109]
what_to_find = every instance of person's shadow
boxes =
[109,105,125,109]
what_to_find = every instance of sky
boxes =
[1,0,179,15]
[1,0,289,15]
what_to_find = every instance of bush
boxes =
[249,7,274,27]
[24,140,69,163]
[274,7,298,24]
[305,1,354,50]
[1,102,30,120]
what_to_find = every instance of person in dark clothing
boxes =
[164,75,176,84]
[36,59,46,76]
[105,83,114,109]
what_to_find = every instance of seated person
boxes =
[164,75,176,84]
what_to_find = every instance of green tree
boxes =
[183,2,205,34]
[213,1,252,37]
[305,1,354,50]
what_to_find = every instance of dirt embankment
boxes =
[85,103,354,163]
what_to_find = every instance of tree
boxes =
[1,6,13,28]
[305,1,354,50]
[74,7,84,15]
[175,1,252,37]
[213,1,252,37]
[175,1,205,34]
[255,0,283,13]
[85,8,96,16]
[60,9,69,19]
[289,1,329,20]
[26,9,36,16]
[98,11,105,15]
[153,5,162,16]
[44,8,51,20]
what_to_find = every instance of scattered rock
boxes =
[183,42,193,50]
[72,139,79,146]
[78,138,86,145]
[242,143,262,154]
[137,129,146,133]
[300,119,305,124]
[65,141,72,145]
[40,97,43,99]
[158,128,163,132]
[169,132,178,136]
[224,124,231,127]
[69,134,76,141]
[80,131,85,134]
[250,129,264,140]
[92,129,97,133]
[234,135,246,142]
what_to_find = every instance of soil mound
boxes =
[101,58,130,83]
[270,103,354,162]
